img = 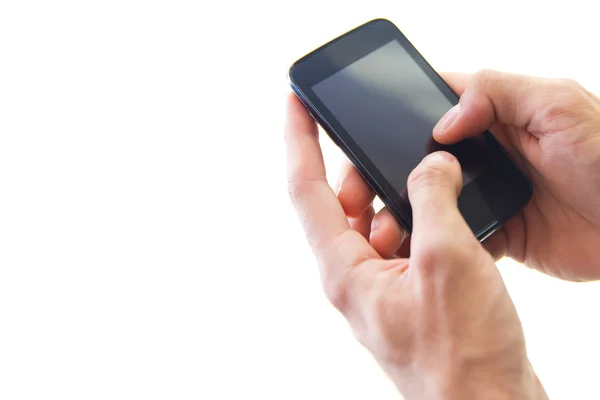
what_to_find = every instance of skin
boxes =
[352,70,600,282]
[285,70,600,398]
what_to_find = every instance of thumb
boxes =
[433,70,537,144]
[408,152,475,264]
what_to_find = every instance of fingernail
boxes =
[422,151,455,164]
[433,104,461,135]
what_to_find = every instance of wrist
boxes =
[386,360,548,400]
[434,361,547,400]
[435,365,548,400]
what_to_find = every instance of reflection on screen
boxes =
[312,40,492,198]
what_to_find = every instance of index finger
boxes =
[440,72,471,96]
[284,93,379,296]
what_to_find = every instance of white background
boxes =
[1,1,599,399]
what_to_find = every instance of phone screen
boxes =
[312,40,496,199]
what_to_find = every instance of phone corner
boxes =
[475,221,501,243]
[524,179,534,203]
[286,66,296,88]
[286,64,305,100]
[286,76,302,101]
[287,62,298,82]
[365,18,396,29]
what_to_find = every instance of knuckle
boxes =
[549,78,587,102]
[413,236,454,273]
[470,69,535,124]
[407,162,448,190]
[321,275,349,313]
[558,78,584,93]
[542,78,593,121]
[472,68,498,88]
[413,235,480,276]
[556,78,588,104]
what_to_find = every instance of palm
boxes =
[491,119,600,281]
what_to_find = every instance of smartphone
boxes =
[288,18,532,241]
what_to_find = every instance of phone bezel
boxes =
[288,18,532,239]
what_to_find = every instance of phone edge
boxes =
[287,18,533,243]
[287,75,414,234]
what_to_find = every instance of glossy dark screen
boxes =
[312,40,495,200]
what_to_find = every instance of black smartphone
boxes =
[288,18,532,241]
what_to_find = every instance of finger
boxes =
[482,212,528,262]
[500,212,527,263]
[349,205,375,240]
[482,229,508,262]
[408,152,476,265]
[439,72,471,96]
[433,70,538,144]
[337,161,375,218]
[369,208,407,259]
[395,234,412,259]
[284,93,380,307]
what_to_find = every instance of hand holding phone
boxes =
[289,19,532,241]
[285,16,600,400]
[284,92,548,399]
